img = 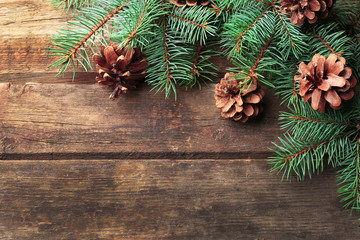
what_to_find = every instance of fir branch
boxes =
[279,100,355,140]
[51,0,90,13]
[332,0,360,33]
[269,98,360,180]
[289,116,355,128]
[168,13,208,29]
[66,1,129,60]
[212,0,271,24]
[187,41,219,88]
[145,1,195,98]
[249,0,272,4]
[234,6,272,54]
[190,45,204,76]
[292,59,298,97]
[269,132,352,180]
[47,0,130,76]
[310,29,344,57]
[283,136,340,163]
[273,7,295,48]
[162,16,172,88]
[124,2,148,46]
[355,33,360,42]
[272,5,308,59]
[308,23,353,59]
[337,137,360,211]
[268,56,300,104]
[250,34,274,74]
[210,3,233,17]
[350,13,360,30]
[229,29,284,88]
[168,5,217,45]
[111,0,163,49]
[222,3,276,58]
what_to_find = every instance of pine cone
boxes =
[297,53,357,113]
[214,73,265,122]
[280,0,336,26]
[93,42,147,99]
[169,0,210,7]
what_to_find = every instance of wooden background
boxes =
[0,1,359,239]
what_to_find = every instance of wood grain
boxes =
[1,0,359,239]
[0,159,358,240]
[0,0,69,75]
[0,82,284,159]
[0,1,230,81]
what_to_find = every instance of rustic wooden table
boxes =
[1,1,359,239]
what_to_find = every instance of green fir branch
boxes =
[308,23,353,59]
[337,137,360,212]
[111,0,163,49]
[51,0,90,13]
[222,3,276,58]
[168,5,217,46]
[269,132,353,181]
[269,56,299,104]
[228,32,285,88]
[269,97,360,181]
[145,16,193,98]
[186,41,219,88]
[47,0,130,77]
[272,4,308,59]
[279,100,356,140]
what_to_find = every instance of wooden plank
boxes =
[0,0,70,75]
[0,159,358,240]
[0,0,230,81]
[0,82,284,159]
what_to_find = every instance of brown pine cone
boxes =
[214,73,265,122]
[280,0,336,26]
[296,53,357,113]
[169,0,210,7]
[93,42,147,99]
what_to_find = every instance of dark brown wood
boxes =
[0,159,358,240]
[1,1,359,239]
[0,82,284,160]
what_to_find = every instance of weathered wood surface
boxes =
[0,82,282,159]
[1,159,359,240]
[1,0,359,239]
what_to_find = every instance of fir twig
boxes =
[47,0,130,77]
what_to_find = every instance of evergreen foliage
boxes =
[48,0,360,213]
[51,0,90,12]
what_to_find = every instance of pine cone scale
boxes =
[170,0,210,7]
[324,54,337,69]
[336,81,350,92]
[324,89,341,107]
[317,79,330,91]
[349,76,357,88]
[235,104,243,112]
[215,73,264,122]
[94,42,147,99]
[128,59,147,72]
[222,98,236,112]
[309,0,321,11]
[125,72,146,81]
[311,88,322,111]
[341,67,352,79]
[297,53,357,112]
[339,90,354,101]
[243,104,254,116]
[327,73,346,87]
[244,93,261,104]
[281,0,335,25]
[104,46,119,66]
